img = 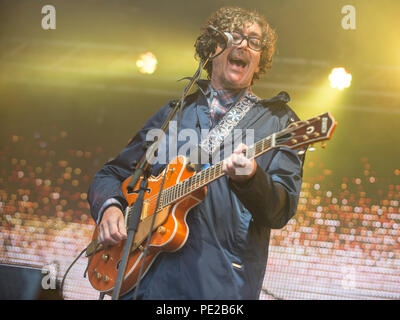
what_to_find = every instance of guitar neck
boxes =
[160,132,278,209]
[159,111,336,210]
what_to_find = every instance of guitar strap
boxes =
[189,90,259,167]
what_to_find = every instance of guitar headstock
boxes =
[276,112,337,150]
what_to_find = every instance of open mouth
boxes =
[228,53,249,70]
[229,58,247,68]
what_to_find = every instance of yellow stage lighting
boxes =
[329,67,352,90]
[136,52,158,74]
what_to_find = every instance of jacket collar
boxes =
[195,79,251,107]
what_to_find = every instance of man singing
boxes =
[88,6,304,299]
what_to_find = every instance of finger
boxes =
[231,154,240,167]
[97,224,104,243]
[222,158,228,173]
[101,222,113,244]
[232,153,246,167]
[222,160,227,172]
[118,215,127,238]
[108,219,124,242]
[234,143,247,154]
[224,157,233,173]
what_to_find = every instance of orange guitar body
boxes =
[87,156,206,296]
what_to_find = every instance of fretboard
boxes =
[159,132,279,209]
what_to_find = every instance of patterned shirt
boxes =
[203,84,247,127]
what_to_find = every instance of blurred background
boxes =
[0,0,399,299]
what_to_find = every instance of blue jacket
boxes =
[88,84,304,299]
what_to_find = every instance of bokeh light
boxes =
[329,67,352,90]
[136,52,158,74]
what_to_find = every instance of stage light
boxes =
[329,67,352,90]
[136,52,158,74]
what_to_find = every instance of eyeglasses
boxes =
[230,32,263,51]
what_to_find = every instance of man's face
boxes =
[210,22,262,90]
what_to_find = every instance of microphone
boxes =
[206,25,233,53]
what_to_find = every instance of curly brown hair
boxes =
[195,6,277,82]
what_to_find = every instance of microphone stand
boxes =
[112,29,228,299]
[111,53,214,301]
[111,93,186,300]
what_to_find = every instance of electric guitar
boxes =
[85,112,337,295]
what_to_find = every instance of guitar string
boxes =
[142,120,292,206]
[137,116,323,211]
[142,137,273,210]
[140,123,298,207]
